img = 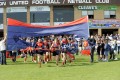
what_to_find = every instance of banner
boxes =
[0,0,120,7]
[89,20,120,28]
[7,16,89,50]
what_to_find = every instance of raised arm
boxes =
[3,34,7,42]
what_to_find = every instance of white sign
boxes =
[0,24,3,29]
[30,6,50,12]
[7,7,27,13]
[31,22,50,26]
[0,8,3,13]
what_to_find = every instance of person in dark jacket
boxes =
[30,39,37,63]
[88,35,96,63]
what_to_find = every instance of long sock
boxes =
[62,62,64,65]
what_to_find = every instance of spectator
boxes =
[117,37,120,54]
[104,39,111,62]
[88,35,96,63]
[0,35,7,65]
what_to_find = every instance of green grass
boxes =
[0,54,120,80]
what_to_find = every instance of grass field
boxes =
[0,54,120,80]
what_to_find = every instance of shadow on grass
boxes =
[108,58,120,62]
[118,58,120,60]
[68,63,93,67]
[6,55,102,67]
[7,61,36,65]
[47,65,58,67]
[7,59,96,67]
[46,63,93,67]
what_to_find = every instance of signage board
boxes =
[30,6,50,12]
[0,0,120,7]
[78,5,117,10]
[89,20,120,28]
[7,7,27,13]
